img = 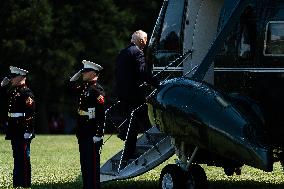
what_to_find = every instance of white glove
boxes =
[93,136,103,143]
[1,77,10,87]
[24,133,33,139]
[70,70,82,81]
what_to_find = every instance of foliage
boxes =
[0,0,164,133]
[1,135,284,189]
[114,0,163,34]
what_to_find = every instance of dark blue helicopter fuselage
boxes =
[147,77,272,171]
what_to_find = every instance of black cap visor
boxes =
[82,68,100,74]
[8,73,26,79]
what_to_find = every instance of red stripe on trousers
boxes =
[93,143,96,189]
[23,143,28,186]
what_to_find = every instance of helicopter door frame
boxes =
[150,0,188,77]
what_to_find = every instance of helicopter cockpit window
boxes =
[264,21,284,56]
[158,0,184,52]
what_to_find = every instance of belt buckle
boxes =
[88,108,96,119]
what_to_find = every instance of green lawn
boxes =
[1,135,284,189]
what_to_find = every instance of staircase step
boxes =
[145,132,167,145]
[100,170,118,176]
[111,159,121,171]
[136,145,153,154]
[111,158,134,171]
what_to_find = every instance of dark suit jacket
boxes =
[115,43,156,104]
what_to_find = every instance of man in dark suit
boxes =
[115,30,158,161]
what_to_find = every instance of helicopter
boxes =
[144,0,284,188]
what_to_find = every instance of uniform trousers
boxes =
[78,137,101,189]
[11,139,31,188]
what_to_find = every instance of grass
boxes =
[1,135,284,188]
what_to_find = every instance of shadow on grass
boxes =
[210,180,284,189]
[31,181,82,189]
[30,178,284,189]
[30,176,158,189]
[102,180,158,189]
[103,179,284,189]
[30,175,82,189]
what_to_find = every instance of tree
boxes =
[114,0,163,34]
[0,0,54,133]
[0,0,134,133]
[0,0,162,133]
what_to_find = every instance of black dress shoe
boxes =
[117,133,126,141]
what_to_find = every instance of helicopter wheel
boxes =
[159,164,186,189]
[186,164,208,189]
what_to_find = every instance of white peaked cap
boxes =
[10,66,29,76]
[82,60,103,72]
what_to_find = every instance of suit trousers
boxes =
[117,101,151,160]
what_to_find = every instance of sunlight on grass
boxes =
[1,135,284,189]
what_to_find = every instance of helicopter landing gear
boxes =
[159,164,208,189]
[159,146,208,189]
[159,164,186,189]
[186,164,208,189]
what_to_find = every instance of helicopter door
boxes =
[146,0,187,80]
[214,6,257,93]
[258,20,284,145]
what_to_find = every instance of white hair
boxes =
[131,30,147,44]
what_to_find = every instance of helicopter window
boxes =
[158,0,185,52]
[264,21,284,56]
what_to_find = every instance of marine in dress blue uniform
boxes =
[0,77,8,133]
[69,60,105,189]
[1,66,35,188]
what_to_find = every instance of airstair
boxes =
[100,126,175,182]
